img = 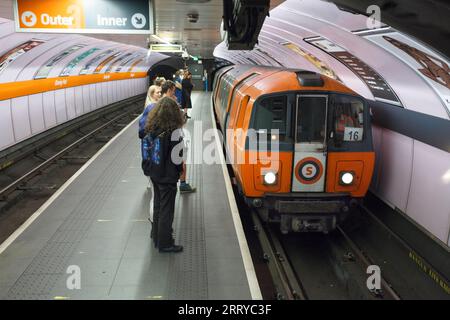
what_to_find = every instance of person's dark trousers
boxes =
[150,179,161,247]
[151,181,177,248]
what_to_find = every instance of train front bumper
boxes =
[246,193,361,233]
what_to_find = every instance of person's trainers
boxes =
[159,245,183,253]
[179,183,196,194]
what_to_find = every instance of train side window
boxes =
[253,96,289,141]
[228,73,259,126]
[220,74,233,117]
[229,73,258,114]
[214,67,233,103]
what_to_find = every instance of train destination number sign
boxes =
[14,0,154,34]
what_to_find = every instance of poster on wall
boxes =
[305,37,403,106]
[60,47,100,76]
[115,53,141,73]
[14,0,154,34]
[282,42,341,81]
[104,52,133,73]
[363,31,450,114]
[93,52,122,74]
[79,49,114,75]
[128,58,143,72]
[0,39,45,75]
[35,44,86,79]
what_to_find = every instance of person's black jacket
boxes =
[147,128,184,184]
[181,78,193,109]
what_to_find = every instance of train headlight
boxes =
[263,172,277,185]
[340,172,354,185]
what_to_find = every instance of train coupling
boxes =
[281,215,337,234]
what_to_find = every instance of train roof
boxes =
[216,64,357,97]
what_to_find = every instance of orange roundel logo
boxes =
[295,157,324,185]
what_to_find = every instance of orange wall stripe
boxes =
[0,72,148,101]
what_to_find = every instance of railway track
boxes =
[249,208,401,300]
[0,96,145,243]
[341,203,450,299]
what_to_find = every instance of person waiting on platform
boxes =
[181,71,194,119]
[140,85,163,224]
[144,97,185,253]
[145,85,162,109]
[160,80,196,194]
[174,69,184,105]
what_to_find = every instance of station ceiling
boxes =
[0,0,285,59]
[0,1,447,58]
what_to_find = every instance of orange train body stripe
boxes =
[0,72,148,101]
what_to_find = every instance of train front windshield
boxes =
[329,95,365,144]
[252,93,366,145]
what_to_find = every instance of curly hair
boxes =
[145,97,185,134]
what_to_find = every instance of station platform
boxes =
[0,93,260,300]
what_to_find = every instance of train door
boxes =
[292,95,328,192]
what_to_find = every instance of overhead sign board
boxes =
[13,0,154,34]
[149,44,183,53]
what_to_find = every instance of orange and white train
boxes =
[213,65,375,233]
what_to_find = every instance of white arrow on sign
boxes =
[131,13,146,29]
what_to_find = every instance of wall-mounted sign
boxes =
[14,0,154,34]
[150,44,183,53]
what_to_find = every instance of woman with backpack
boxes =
[143,97,185,253]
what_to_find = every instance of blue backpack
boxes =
[141,131,167,178]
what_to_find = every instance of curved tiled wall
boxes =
[0,17,167,151]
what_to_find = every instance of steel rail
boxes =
[251,209,306,300]
[336,225,402,300]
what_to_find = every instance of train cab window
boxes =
[253,96,290,141]
[330,95,364,143]
[296,95,327,143]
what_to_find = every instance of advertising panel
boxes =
[79,49,114,75]
[35,44,85,79]
[0,39,45,75]
[363,31,450,113]
[60,47,100,76]
[282,42,340,81]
